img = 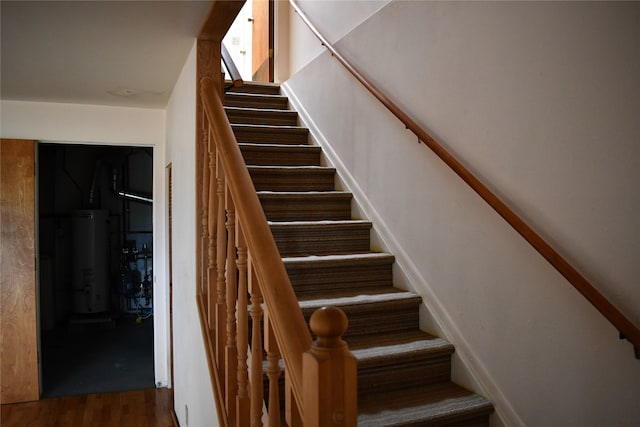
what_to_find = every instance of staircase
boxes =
[224,82,494,426]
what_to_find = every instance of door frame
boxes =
[33,141,169,395]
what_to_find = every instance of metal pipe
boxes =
[112,169,153,204]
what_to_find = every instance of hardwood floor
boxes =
[0,388,175,427]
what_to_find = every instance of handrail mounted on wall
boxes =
[289,0,640,357]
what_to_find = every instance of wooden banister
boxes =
[221,43,243,89]
[200,78,313,409]
[290,0,640,353]
[196,5,358,425]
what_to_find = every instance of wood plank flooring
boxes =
[0,388,174,427]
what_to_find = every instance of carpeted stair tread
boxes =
[248,165,334,171]
[298,289,421,311]
[257,190,349,195]
[358,382,493,427]
[282,252,394,267]
[349,330,454,362]
[232,123,308,131]
[268,219,371,226]
[268,219,371,227]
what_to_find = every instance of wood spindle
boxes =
[303,307,357,427]
[264,311,282,427]
[215,154,227,377]
[221,66,226,97]
[249,264,264,427]
[236,225,250,427]
[200,116,210,300]
[225,191,238,425]
[207,127,217,330]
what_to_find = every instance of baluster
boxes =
[303,307,357,427]
[236,225,250,427]
[249,264,264,427]
[215,153,227,376]
[207,127,217,330]
[220,65,226,96]
[225,190,238,425]
[200,114,210,300]
[264,311,282,427]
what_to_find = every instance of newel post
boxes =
[303,307,357,427]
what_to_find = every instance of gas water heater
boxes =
[71,209,109,313]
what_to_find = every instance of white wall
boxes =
[0,99,171,388]
[165,41,219,427]
[0,101,164,145]
[284,1,640,425]
[283,0,389,80]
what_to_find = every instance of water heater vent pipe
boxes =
[112,169,153,204]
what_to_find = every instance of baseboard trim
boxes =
[171,408,180,427]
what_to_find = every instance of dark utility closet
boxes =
[38,143,155,397]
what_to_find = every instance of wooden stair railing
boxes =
[289,0,640,356]
[222,42,243,91]
[201,76,308,424]
[195,3,357,425]
[197,72,357,425]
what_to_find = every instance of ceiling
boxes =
[1,0,213,108]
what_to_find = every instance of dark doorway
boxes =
[38,143,154,398]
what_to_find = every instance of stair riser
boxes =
[419,416,490,427]
[240,145,321,167]
[226,109,298,126]
[233,126,309,145]
[224,94,288,110]
[227,84,281,95]
[250,169,335,192]
[359,415,490,427]
[259,194,352,221]
[272,226,371,257]
[286,263,393,295]
[358,356,452,398]
[302,301,420,339]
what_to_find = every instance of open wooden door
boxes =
[1,139,39,404]
[251,0,273,81]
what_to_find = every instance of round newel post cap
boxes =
[310,306,348,348]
